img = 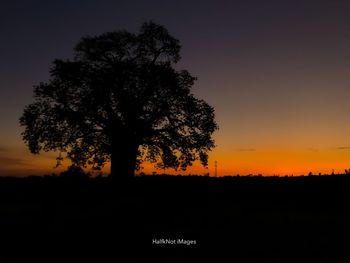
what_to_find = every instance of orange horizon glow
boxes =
[2,145,350,177]
[2,129,350,177]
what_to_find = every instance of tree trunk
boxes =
[110,140,139,178]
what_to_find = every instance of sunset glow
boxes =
[1,1,350,176]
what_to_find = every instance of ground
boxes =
[0,175,349,262]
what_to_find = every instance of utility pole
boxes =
[215,160,217,177]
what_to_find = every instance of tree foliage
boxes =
[20,21,218,177]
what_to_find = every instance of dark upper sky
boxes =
[1,0,350,176]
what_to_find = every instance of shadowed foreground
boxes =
[0,175,350,262]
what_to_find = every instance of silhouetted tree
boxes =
[20,22,218,177]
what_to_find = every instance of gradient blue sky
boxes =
[1,0,350,176]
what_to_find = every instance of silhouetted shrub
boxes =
[60,165,90,178]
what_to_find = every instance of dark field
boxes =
[0,175,350,262]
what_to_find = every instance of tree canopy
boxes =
[20,21,218,177]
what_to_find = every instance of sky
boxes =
[1,0,350,176]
